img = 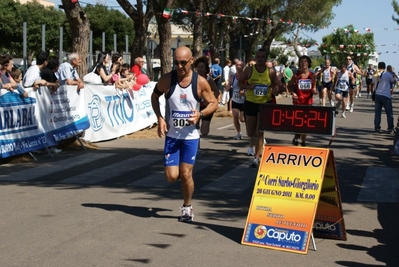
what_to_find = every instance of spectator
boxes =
[282,62,293,97]
[374,61,395,133]
[1,54,18,92]
[57,53,84,90]
[211,57,223,105]
[289,61,298,74]
[119,63,136,89]
[40,56,60,92]
[222,59,231,105]
[109,62,128,89]
[90,52,114,83]
[10,67,28,98]
[23,51,50,90]
[111,53,123,65]
[131,57,144,77]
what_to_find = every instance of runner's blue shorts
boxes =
[164,136,199,167]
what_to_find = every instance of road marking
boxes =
[129,156,223,187]
[60,154,160,184]
[357,167,399,203]
[201,159,257,193]
[0,153,116,182]
[217,124,234,130]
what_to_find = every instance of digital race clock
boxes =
[259,104,336,135]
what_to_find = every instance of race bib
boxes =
[171,110,192,128]
[322,71,331,82]
[298,79,312,90]
[253,84,268,96]
[336,80,348,91]
[233,92,244,100]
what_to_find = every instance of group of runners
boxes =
[150,46,397,222]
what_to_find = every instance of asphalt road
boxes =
[0,91,398,267]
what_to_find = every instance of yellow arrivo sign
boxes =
[242,145,345,254]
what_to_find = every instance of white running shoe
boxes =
[341,111,346,118]
[349,104,354,113]
[247,146,254,156]
[345,102,350,111]
[179,206,194,222]
[330,100,335,107]
[250,157,260,168]
[50,147,62,154]
[234,133,243,140]
[358,93,362,98]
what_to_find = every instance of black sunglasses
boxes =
[174,59,191,66]
[346,58,352,60]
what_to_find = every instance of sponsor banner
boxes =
[314,151,346,240]
[82,82,165,142]
[0,85,90,159]
[0,89,47,158]
[243,223,309,252]
[242,145,329,254]
[30,85,90,145]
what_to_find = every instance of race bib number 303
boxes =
[254,84,269,96]
[171,110,192,128]
[298,79,312,90]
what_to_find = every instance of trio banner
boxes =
[0,85,90,159]
[82,82,165,143]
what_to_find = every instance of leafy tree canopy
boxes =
[0,0,64,56]
[83,4,135,53]
[318,25,375,68]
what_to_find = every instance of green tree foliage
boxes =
[0,0,64,56]
[318,25,375,68]
[392,0,399,23]
[83,4,135,53]
[168,0,341,63]
[235,0,342,59]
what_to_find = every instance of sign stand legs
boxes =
[310,233,317,251]
[75,135,87,150]
[28,152,38,161]
[44,146,54,158]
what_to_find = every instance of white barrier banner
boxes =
[83,82,163,142]
[31,85,90,144]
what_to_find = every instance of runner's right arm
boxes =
[151,73,170,137]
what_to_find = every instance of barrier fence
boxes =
[0,82,162,159]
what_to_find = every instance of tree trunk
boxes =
[60,0,90,77]
[153,0,173,75]
[292,28,303,58]
[116,0,154,67]
[155,20,172,75]
[207,16,218,60]
[189,0,204,58]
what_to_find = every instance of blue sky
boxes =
[53,0,399,66]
